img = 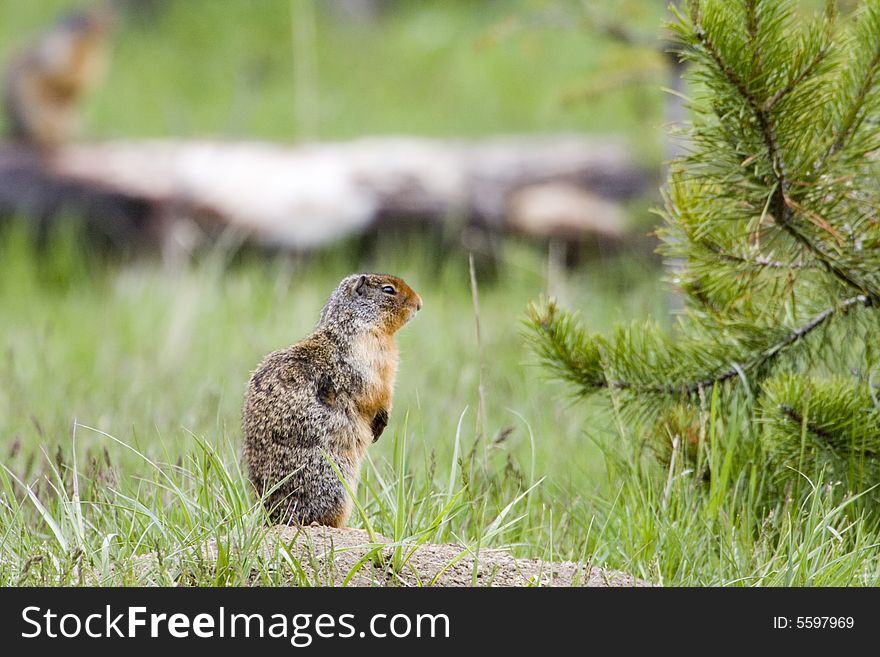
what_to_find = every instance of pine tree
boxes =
[528,0,880,501]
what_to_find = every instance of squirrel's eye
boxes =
[381,285,397,295]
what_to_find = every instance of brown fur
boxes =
[242,273,421,527]
[3,8,114,148]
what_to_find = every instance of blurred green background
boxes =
[0,0,668,149]
[0,0,684,583]
[0,0,673,472]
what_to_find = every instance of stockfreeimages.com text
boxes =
[21,605,450,646]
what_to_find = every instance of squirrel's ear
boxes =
[353,275,367,296]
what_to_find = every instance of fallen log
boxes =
[0,135,652,252]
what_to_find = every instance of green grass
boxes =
[1,0,879,586]
[1,226,880,586]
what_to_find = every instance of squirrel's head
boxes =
[319,273,422,335]
[59,6,117,37]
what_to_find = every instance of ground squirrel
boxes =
[243,273,422,527]
[3,7,115,148]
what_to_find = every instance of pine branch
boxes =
[690,5,880,304]
[525,300,605,394]
[700,240,819,270]
[829,50,880,157]
[529,295,872,398]
[760,294,869,360]
[743,0,760,62]
[777,404,837,442]
[824,7,880,162]
[626,294,870,395]
[761,374,880,498]
[763,43,831,112]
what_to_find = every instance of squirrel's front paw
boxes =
[371,409,389,442]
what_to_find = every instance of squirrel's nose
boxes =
[415,295,423,311]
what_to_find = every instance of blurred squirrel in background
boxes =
[3,6,115,149]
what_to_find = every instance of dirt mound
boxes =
[196,525,649,587]
[121,525,647,586]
